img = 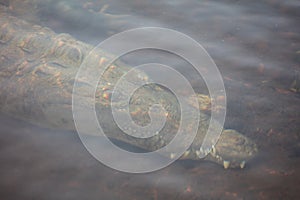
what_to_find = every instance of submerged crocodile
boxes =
[0,5,257,169]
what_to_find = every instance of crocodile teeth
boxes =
[211,145,216,156]
[200,147,204,153]
[223,160,230,169]
[170,153,176,159]
[205,149,210,155]
[182,150,190,158]
[240,161,246,169]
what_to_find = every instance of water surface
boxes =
[1,0,300,199]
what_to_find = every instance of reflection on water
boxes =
[1,0,300,199]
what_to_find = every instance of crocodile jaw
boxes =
[204,129,258,169]
[180,129,258,169]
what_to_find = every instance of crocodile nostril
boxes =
[234,137,245,145]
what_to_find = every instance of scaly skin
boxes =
[0,5,257,168]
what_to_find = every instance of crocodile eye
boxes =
[66,46,83,64]
[54,43,83,67]
[234,137,245,145]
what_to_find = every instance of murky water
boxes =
[0,0,300,199]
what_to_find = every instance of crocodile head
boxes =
[180,129,258,169]
[203,129,258,169]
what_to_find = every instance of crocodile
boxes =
[0,5,257,169]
